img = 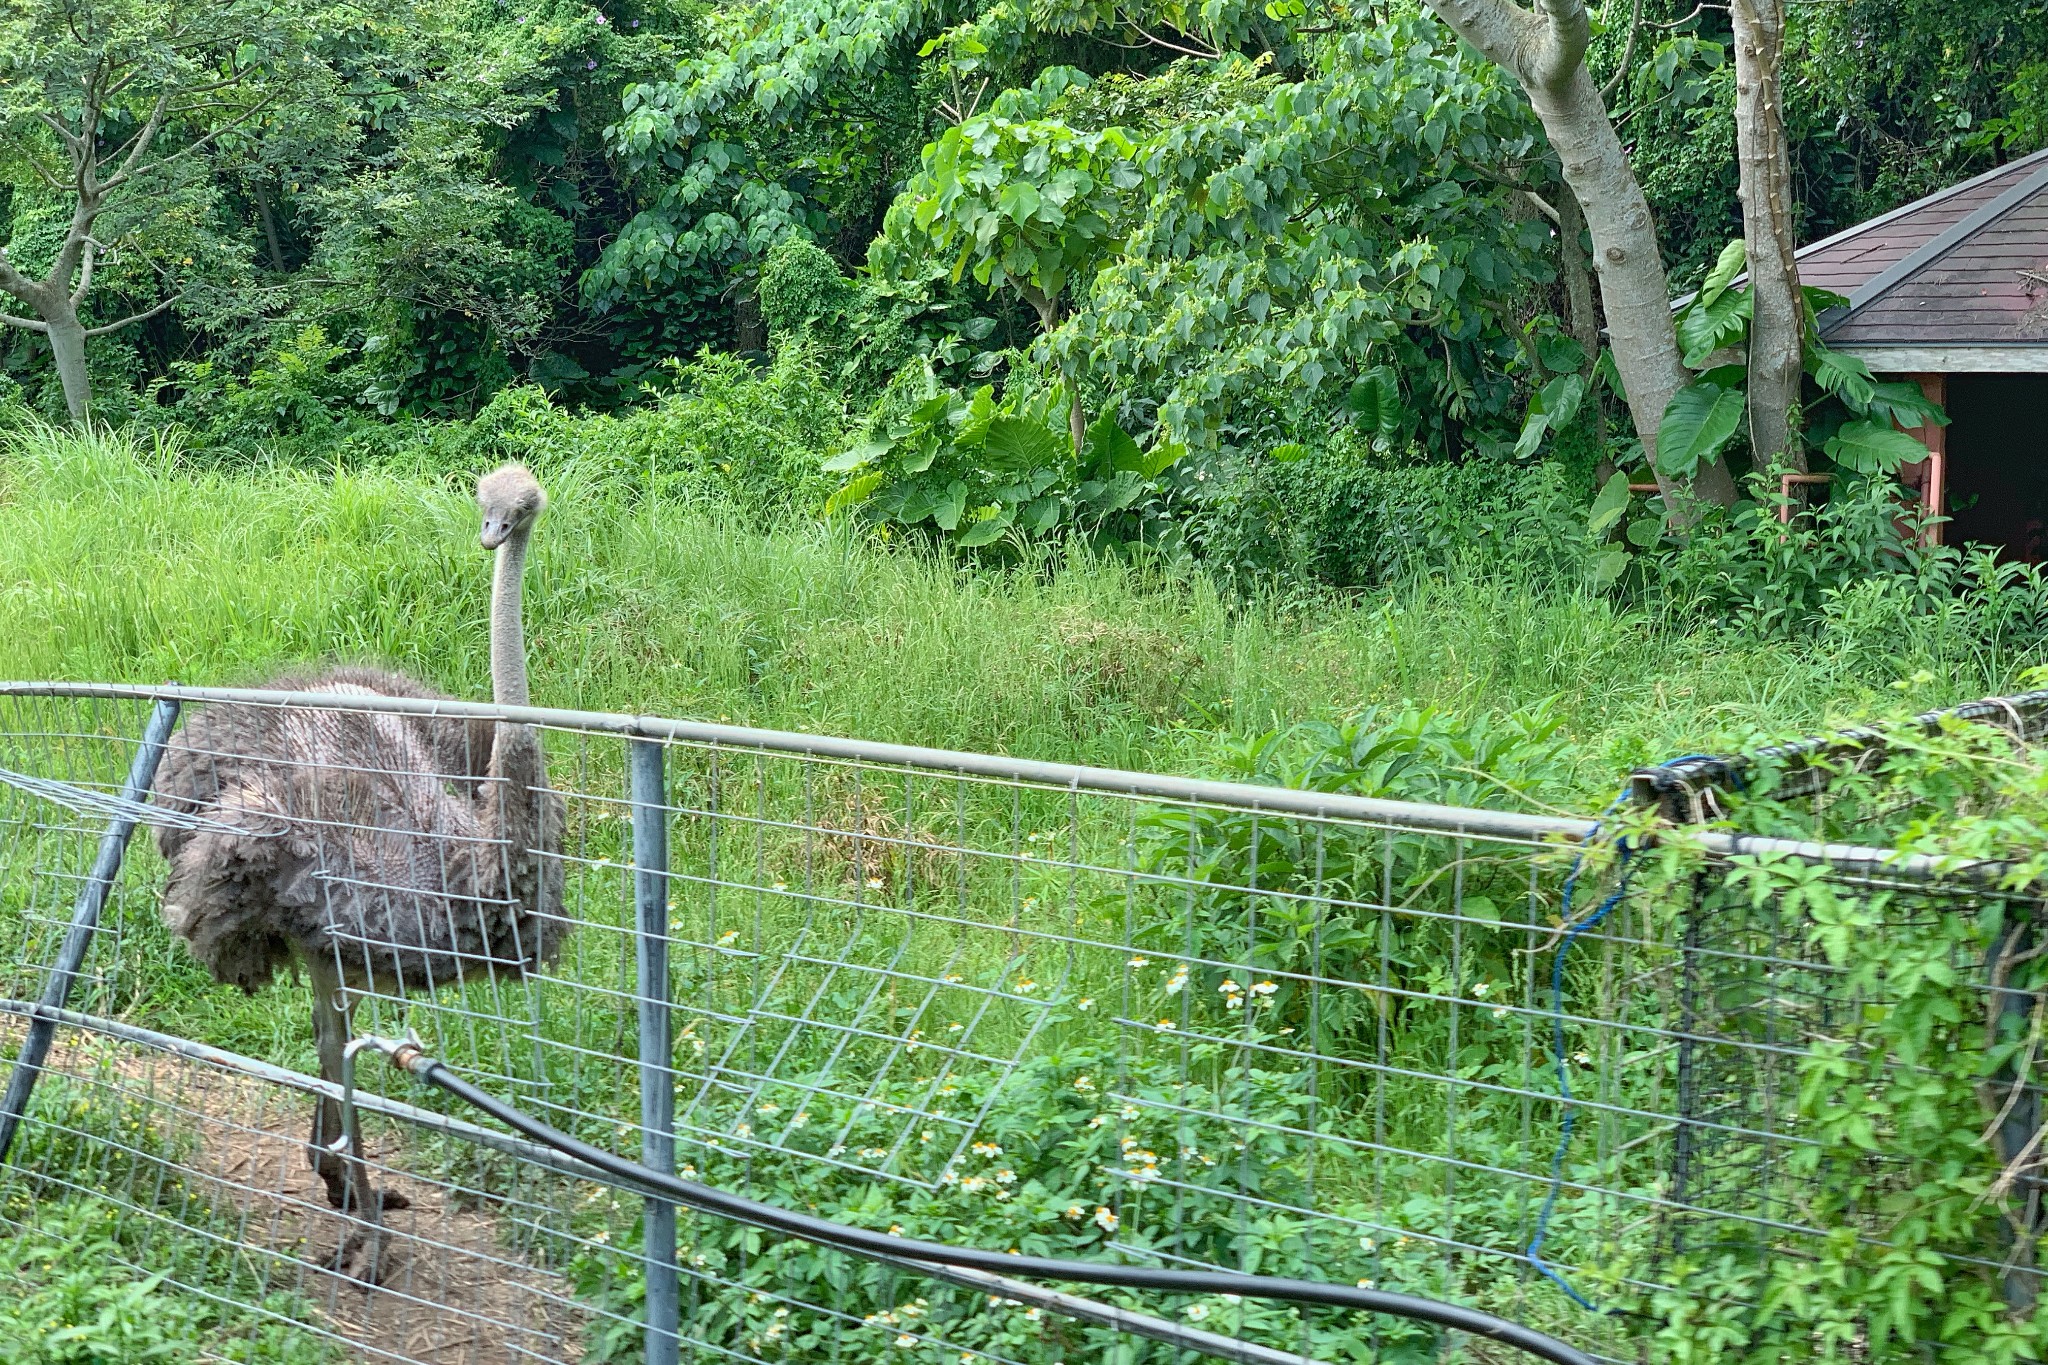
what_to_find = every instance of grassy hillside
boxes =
[0,422,2012,799]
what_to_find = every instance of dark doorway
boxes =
[1943,374,2048,561]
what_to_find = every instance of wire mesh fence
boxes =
[0,682,2032,1364]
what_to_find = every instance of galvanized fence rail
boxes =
[0,681,2027,1365]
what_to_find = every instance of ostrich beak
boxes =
[480,515,512,549]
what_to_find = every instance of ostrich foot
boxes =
[319,1175,413,1214]
[329,1221,396,1285]
[313,1151,412,1212]
[322,1186,410,1285]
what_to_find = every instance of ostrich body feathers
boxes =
[152,666,566,996]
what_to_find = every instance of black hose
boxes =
[395,1052,1601,1365]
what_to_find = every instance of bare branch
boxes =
[1125,23,1223,59]
[1117,9,1224,59]
[49,198,101,299]
[0,134,70,191]
[0,311,50,334]
[1521,189,1562,223]
[962,76,991,121]
[99,93,171,191]
[70,239,97,307]
[83,294,179,337]
[1527,0,1593,89]
[0,248,55,316]
[1599,0,1646,99]
[36,110,84,156]
[105,88,286,190]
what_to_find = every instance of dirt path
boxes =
[11,1025,588,1364]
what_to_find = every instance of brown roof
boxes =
[1802,150,2048,349]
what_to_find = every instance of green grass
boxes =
[0,419,2017,789]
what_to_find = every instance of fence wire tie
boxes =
[1527,754,1715,1314]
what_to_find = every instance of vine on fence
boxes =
[1646,706,2048,1364]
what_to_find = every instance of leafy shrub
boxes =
[1192,441,1599,591]
[566,1042,1536,1364]
[0,1067,333,1364]
[164,327,364,452]
[0,1199,332,1364]
[461,348,846,515]
[823,377,1180,552]
[1136,702,1581,1045]
[1635,711,2048,1365]
[760,239,1009,408]
[1640,474,1951,633]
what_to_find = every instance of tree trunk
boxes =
[734,290,767,354]
[1021,285,1086,457]
[1533,68,1736,512]
[1556,188,1612,483]
[45,305,91,423]
[1422,0,1737,518]
[253,183,288,273]
[1731,0,1805,473]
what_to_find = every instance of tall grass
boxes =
[0,419,2016,796]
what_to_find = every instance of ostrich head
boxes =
[477,464,548,550]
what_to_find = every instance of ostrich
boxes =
[150,464,567,1270]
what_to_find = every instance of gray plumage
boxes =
[151,664,565,997]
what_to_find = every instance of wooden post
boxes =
[1897,371,1948,545]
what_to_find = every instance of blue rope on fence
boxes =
[1526,756,1717,1312]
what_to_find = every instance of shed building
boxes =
[1796,148,2048,556]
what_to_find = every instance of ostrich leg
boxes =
[305,953,406,1282]
[305,953,368,1210]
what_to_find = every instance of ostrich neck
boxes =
[485,525,545,901]
[490,529,531,708]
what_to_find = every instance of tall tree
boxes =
[1420,0,1738,512]
[0,0,320,419]
[1731,0,1804,471]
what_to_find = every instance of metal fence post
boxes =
[0,698,181,1163]
[630,738,680,1365]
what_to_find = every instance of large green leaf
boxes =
[982,417,1064,472]
[1514,373,1587,458]
[822,436,894,472]
[1138,440,1186,479]
[955,511,1011,547]
[1698,238,1747,308]
[1825,419,1929,475]
[930,478,969,531]
[1863,381,1948,430]
[1677,288,1752,368]
[1588,470,1632,536]
[1589,549,1630,590]
[1657,378,1746,477]
[822,471,883,515]
[1083,413,1143,474]
[1345,367,1405,442]
[1807,344,1877,407]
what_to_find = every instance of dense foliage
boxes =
[2,0,2047,1355]
[0,0,2033,573]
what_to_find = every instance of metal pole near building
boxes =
[0,698,180,1163]
[630,738,680,1365]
